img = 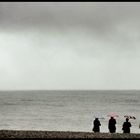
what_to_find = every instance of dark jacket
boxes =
[93,118,101,132]
[108,117,116,133]
[122,121,131,133]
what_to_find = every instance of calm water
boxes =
[0,90,140,133]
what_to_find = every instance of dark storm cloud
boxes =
[1,2,140,53]
[0,2,140,34]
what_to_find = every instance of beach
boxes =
[0,130,140,139]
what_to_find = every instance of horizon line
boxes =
[0,89,140,91]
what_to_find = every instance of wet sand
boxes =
[0,130,140,139]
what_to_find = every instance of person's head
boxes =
[111,117,114,119]
[95,118,98,120]
[126,118,129,122]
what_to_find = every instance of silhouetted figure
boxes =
[92,118,101,132]
[108,117,116,133]
[122,118,131,133]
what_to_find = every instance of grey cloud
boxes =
[0,2,140,33]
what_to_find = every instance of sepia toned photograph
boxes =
[0,2,140,139]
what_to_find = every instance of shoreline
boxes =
[0,130,140,139]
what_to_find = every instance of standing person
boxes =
[92,118,101,132]
[108,117,116,133]
[122,118,131,133]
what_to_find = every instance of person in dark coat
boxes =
[122,118,131,133]
[92,118,101,132]
[108,117,116,133]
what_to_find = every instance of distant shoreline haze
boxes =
[1,89,140,91]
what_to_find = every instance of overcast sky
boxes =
[0,2,140,90]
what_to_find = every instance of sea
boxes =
[0,90,140,133]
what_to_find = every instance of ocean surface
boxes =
[0,90,140,133]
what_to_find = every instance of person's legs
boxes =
[110,129,115,133]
